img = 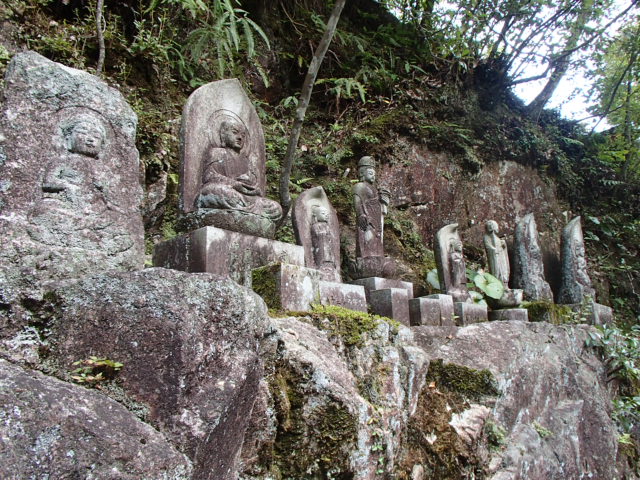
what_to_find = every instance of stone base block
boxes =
[319,281,368,312]
[177,209,277,239]
[352,277,414,302]
[354,256,397,279]
[489,308,529,322]
[426,294,455,326]
[409,297,441,326]
[153,226,304,286]
[252,263,320,312]
[370,288,410,326]
[454,302,488,326]
[567,301,614,326]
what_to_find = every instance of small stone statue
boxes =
[353,156,390,258]
[483,220,510,285]
[512,213,553,302]
[292,186,341,282]
[558,216,596,304]
[435,223,471,303]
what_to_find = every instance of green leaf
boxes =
[473,272,504,300]
[426,269,441,290]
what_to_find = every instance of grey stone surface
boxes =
[434,223,472,303]
[252,263,321,312]
[43,268,269,480]
[512,213,553,301]
[489,308,529,321]
[411,321,621,479]
[319,281,368,312]
[454,302,488,325]
[0,359,193,479]
[409,297,441,326]
[355,255,397,279]
[558,216,596,304]
[292,186,341,282]
[370,288,410,325]
[352,276,414,302]
[483,220,510,285]
[178,78,281,237]
[0,51,144,322]
[153,225,304,287]
[426,294,456,326]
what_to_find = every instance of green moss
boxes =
[522,300,573,324]
[426,359,499,402]
[485,419,507,452]
[532,421,553,438]
[299,303,397,348]
[265,366,358,478]
[251,264,281,311]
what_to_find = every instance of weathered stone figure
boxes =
[512,213,553,301]
[178,79,282,237]
[292,186,341,282]
[483,220,510,285]
[558,216,595,304]
[435,224,471,303]
[353,156,390,258]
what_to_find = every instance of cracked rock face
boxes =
[0,359,193,479]
[0,51,144,328]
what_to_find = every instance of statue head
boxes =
[358,156,376,183]
[311,205,329,223]
[485,220,499,234]
[64,116,106,158]
[451,239,463,253]
[219,117,246,152]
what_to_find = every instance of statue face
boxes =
[486,220,498,234]
[360,167,376,183]
[220,120,246,151]
[69,121,104,157]
[313,206,329,223]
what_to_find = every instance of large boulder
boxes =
[0,359,192,479]
[35,268,269,480]
[0,51,144,330]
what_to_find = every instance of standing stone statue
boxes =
[512,213,553,302]
[558,216,595,304]
[0,52,144,325]
[292,186,341,282]
[352,156,394,278]
[435,224,471,303]
[483,220,510,285]
[178,79,282,238]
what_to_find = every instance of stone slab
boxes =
[319,281,368,312]
[409,297,441,326]
[153,226,304,286]
[426,294,455,326]
[567,302,614,326]
[489,308,529,322]
[370,288,410,326]
[454,302,488,326]
[252,263,320,312]
[352,277,414,302]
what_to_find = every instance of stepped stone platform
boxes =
[454,302,488,325]
[410,294,456,326]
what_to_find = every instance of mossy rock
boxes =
[523,300,573,324]
[252,264,281,311]
[426,359,499,402]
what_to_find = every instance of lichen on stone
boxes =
[251,264,281,311]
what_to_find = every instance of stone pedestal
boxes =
[251,264,320,312]
[567,302,614,326]
[370,288,410,326]
[319,281,368,312]
[454,302,488,326]
[489,309,529,322]
[426,294,455,326]
[409,297,441,326]
[352,277,414,302]
[153,226,304,287]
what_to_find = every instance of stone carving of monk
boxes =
[353,156,390,258]
[483,220,510,285]
[196,115,281,220]
[449,239,470,301]
[310,204,337,275]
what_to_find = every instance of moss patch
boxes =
[264,366,358,479]
[251,264,281,311]
[426,359,499,402]
[522,300,574,324]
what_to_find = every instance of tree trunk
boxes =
[96,0,105,75]
[278,0,347,223]
[526,0,593,119]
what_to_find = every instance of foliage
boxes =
[586,323,640,385]
[71,356,123,385]
[471,270,504,300]
[532,421,553,438]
